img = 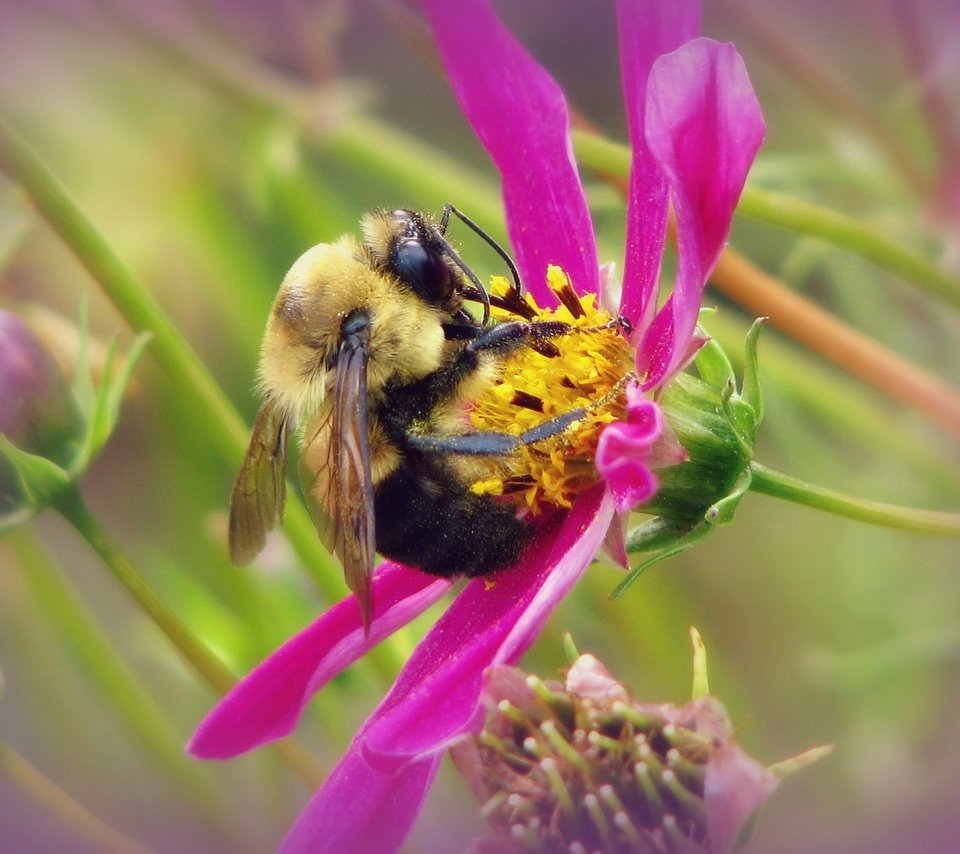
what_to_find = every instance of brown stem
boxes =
[709,245,960,439]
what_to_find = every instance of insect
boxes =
[229,205,618,626]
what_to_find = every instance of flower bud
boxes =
[0,310,82,514]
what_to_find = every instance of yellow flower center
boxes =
[469,266,635,513]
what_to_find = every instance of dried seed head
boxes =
[463,655,782,854]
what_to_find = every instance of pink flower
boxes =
[188,1,764,850]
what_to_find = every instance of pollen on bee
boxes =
[468,266,635,513]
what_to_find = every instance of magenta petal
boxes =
[279,748,441,854]
[187,563,451,759]
[616,0,701,330]
[423,0,598,301]
[361,485,615,765]
[600,510,629,570]
[704,744,779,853]
[639,39,765,388]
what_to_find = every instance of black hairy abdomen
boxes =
[373,461,532,579]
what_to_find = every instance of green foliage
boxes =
[0,4,957,852]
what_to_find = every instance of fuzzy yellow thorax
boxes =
[469,266,634,513]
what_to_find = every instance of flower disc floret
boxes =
[469,266,636,512]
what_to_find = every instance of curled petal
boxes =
[423,0,598,301]
[616,0,701,331]
[188,563,451,759]
[280,750,441,854]
[360,485,614,766]
[595,384,664,513]
[639,39,765,388]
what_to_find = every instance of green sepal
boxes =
[0,434,71,528]
[740,317,767,424]
[613,519,713,599]
[620,320,766,591]
[624,515,703,552]
[690,627,710,699]
[704,467,754,526]
[732,805,764,853]
[692,328,736,391]
[75,331,151,472]
[561,633,581,666]
[72,298,96,415]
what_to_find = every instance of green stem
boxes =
[0,738,153,854]
[571,129,631,178]
[571,129,960,311]
[748,461,960,536]
[9,527,263,845]
[53,487,237,694]
[50,486,326,789]
[735,187,960,311]
[7,528,213,787]
[0,117,340,598]
[97,8,507,242]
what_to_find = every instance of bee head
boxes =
[387,209,459,304]
[363,209,491,323]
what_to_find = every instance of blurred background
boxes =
[1,0,958,851]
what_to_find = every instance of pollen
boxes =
[469,266,634,513]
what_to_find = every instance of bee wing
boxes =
[300,318,376,625]
[229,398,290,565]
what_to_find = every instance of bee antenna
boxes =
[440,203,523,297]
[426,221,492,325]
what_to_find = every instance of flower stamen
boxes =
[469,266,636,513]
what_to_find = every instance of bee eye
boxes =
[392,238,454,303]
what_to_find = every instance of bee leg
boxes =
[441,321,484,341]
[465,319,572,355]
[384,320,584,427]
[405,406,588,457]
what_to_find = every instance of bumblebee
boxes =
[230,206,604,625]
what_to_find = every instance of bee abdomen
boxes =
[373,464,532,579]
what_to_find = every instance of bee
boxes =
[229,205,606,626]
